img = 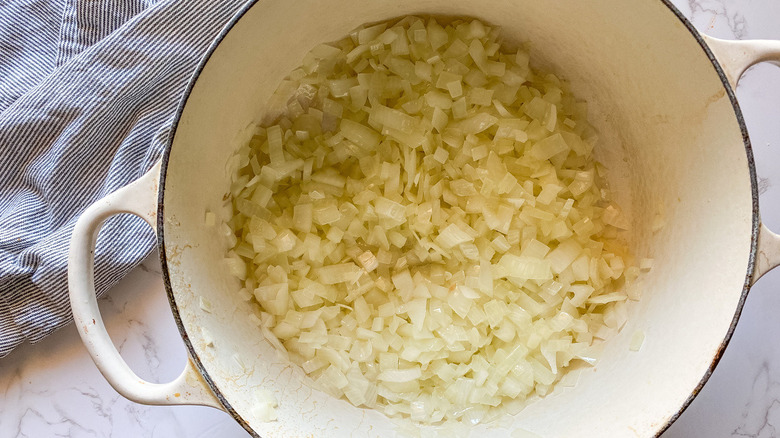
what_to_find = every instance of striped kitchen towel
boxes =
[0,0,247,357]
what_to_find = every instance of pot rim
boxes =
[156,1,760,436]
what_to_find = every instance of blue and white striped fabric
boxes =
[0,0,246,357]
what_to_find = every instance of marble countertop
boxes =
[3,0,780,436]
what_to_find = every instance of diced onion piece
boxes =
[357,250,379,272]
[629,330,645,352]
[251,389,279,423]
[375,197,406,224]
[340,119,381,150]
[498,254,552,281]
[204,210,216,227]
[224,256,246,280]
[546,239,583,274]
[378,367,422,383]
[317,263,362,285]
[530,133,568,161]
[293,203,313,232]
[267,125,284,166]
[435,224,475,248]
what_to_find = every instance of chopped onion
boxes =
[204,210,216,227]
[251,389,279,423]
[224,16,642,427]
[629,330,645,352]
[497,254,552,281]
[435,223,475,248]
[378,367,422,383]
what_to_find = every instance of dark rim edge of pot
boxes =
[652,1,758,435]
[158,1,262,436]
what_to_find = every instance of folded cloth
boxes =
[0,0,247,357]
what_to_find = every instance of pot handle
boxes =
[703,35,780,285]
[68,160,224,409]
[701,35,780,90]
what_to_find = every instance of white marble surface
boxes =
[3,1,780,436]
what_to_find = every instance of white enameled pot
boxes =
[67,1,780,437]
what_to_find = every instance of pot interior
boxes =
[161,0,755,436]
